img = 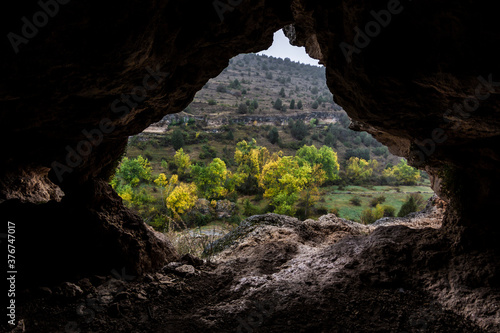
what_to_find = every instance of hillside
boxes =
[131,53,401,171]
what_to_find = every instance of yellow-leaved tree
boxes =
[153,173,197,229]
[234,139,271,194]
[259,155,310,216]
[166,183,198,219]
[345,157,378,184]
[383,159,420,185]
[173,148,192,178]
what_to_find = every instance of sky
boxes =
[258,30,321,67]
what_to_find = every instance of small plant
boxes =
[360,204,384,224]
[350,196,362,206]
[208,99,217,105]
[397,193,425,217]
[381,205,396,217]
[369,195,386,207]
[243,199,258,216]
[329,207,340,216]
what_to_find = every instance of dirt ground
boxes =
[5,199,499,333]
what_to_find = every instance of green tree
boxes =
[268,127,280,144]
[273,98,283,111]
[297,100,303,109]
[345,157,378,184]
[238,103,248,114]
[111,155,152,188]
[311,101,319,109]
[192,158,229,200]
[251,99,259,110]
[383,159,421,185]
[234,139,270,194]
[173,148,192,178]
[290,99,295,109]
[229,79,241,89]
[279,88,286,97]
[171,128,185,150]
[299,164,326,218]
[296,145,340,181]
[289,120,308,140]
[324,132,336,147]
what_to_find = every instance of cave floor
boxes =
[9,205,498,333]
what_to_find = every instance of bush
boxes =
[361,204,384,224]
[216,84,227,93]
[316,206,329,215]
[208,99,217,105]
[369,195,386,207]
[199,145,217,159]
[397,193,425,217]
[381,205,396,217]
[238,103,248,114]
[268,127,279,144]
[329,207,340,216]
[171,128,185,150]
[243,199,258,216]
[350,196,361,206]
[273,98,283,111]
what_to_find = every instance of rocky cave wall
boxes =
[1,0,499,284]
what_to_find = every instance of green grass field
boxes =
[319,185,434,222]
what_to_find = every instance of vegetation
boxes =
[114,53,434,255]
[398,193,426,217]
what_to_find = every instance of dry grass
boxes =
[165,222,236,260]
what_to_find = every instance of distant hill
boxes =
[134,53,401,171]
[147,53,341,128]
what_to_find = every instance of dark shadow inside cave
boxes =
[1,1,500,330]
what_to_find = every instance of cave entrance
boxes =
[110,29,436,259]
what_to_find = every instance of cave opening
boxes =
[111,28,437,262]
[1,1,500,331]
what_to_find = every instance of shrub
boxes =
[397,193,425,217]
[144,149,154,161]
[273,98,283,110]
[329,207,340,216]
[216,84,227,93]
[316,206,329,215]
[208,99,217,105]
[361,204,384,224]
[350,196,361,206]
[369,195,386,207]
[171,128,185,150]
[243,199,258,216]
[238,103,248,114]
[199,145,217,159]
[268,127,279,144]
[381,205,396,217]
